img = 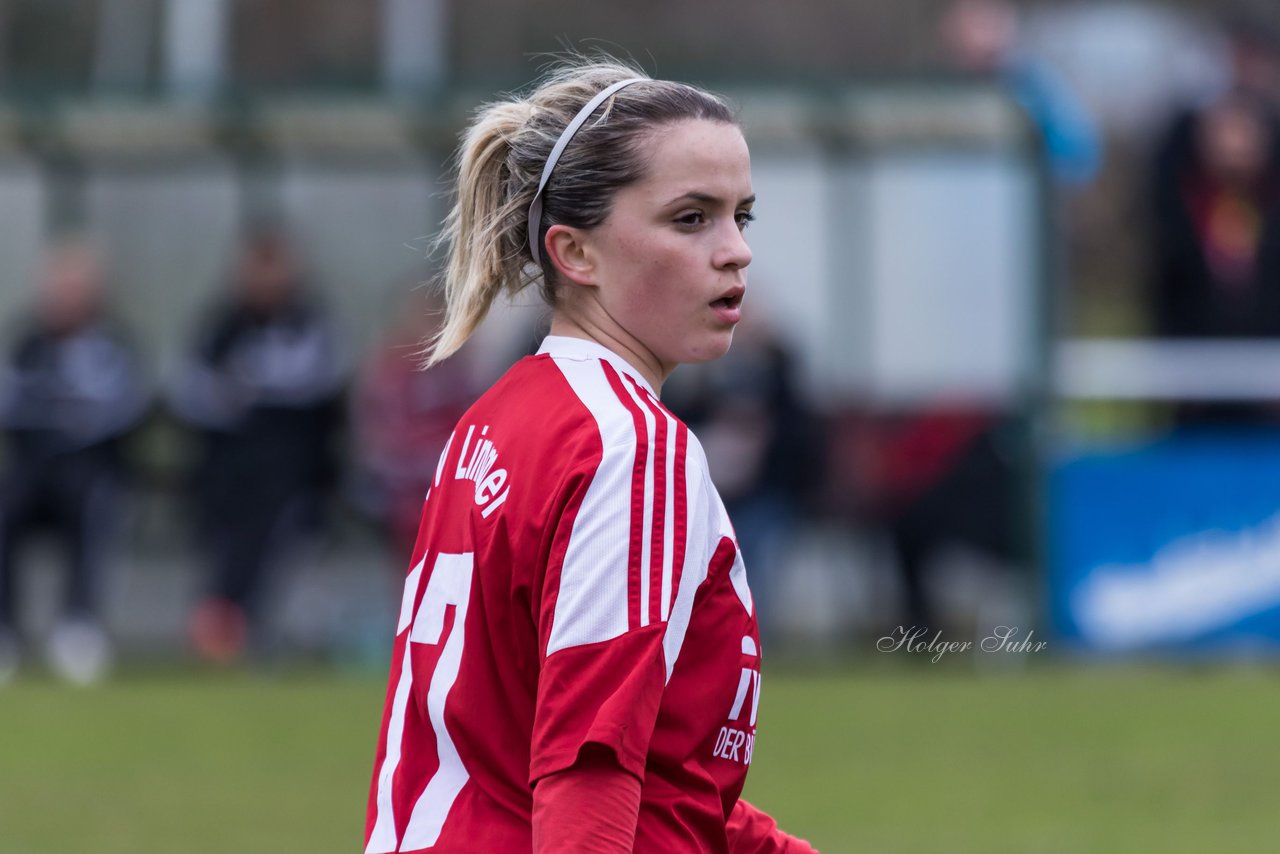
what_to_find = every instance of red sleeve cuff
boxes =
[532,748,642,854]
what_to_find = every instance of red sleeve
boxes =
[532,747,642,854]
[727,799,820,854]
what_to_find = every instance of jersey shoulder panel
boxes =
[539,352,691,655]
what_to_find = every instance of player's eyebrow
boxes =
[665,191,756,207]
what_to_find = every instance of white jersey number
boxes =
[367,551,475,854]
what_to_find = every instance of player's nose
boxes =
[714,220,752,271]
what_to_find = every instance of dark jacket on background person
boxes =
[171,295,344,612]
[1149,103,1280,338]
[0,319,147,465]
[0,318,148,631]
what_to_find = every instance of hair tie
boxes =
[527,77,647,268]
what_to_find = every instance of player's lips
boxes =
[710,285,745,324]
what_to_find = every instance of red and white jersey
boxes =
[365,336,763,853]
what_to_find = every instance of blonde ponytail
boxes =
[424,56,734,367]
[427,100,537,365]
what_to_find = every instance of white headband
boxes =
[527,77,647,268]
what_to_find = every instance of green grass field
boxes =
[1,662,1275,853]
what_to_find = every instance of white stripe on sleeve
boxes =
[545,359,640,655]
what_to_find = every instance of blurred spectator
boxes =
[832,0,1046,636]
[1144,9,1280,426]
[1015,3,1227,143]
[844,409,1024,634]
[350,289,478,559]
[1148,8,1280,334]
[1150,91,1280,340]
[667,313,819,641]
[0,239,148,684]
[171,229,345,663]
[940,0,1102,186]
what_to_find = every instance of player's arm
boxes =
[529,421,669,846]
[727,799,820,854]
[532,745,641,854]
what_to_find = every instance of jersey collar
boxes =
[536,335,657,397]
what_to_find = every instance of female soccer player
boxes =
[365,58,818,853]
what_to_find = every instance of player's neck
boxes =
[547,314,668,395]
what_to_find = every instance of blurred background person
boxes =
[171,228,345,664]
[828,0,1065,637]
[1146,11,1280,426]
[0,238,149,684]
[844,410,1024,635]
[1147,10,1280,334]
[349,288,479,560]
[1150,92,1280,340]
[939,0,1102,187]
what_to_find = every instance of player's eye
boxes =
[674,211,705,228]
[735,210,756,230]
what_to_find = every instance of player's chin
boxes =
[684,328,737,364]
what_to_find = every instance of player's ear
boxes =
[544,224,598,288]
